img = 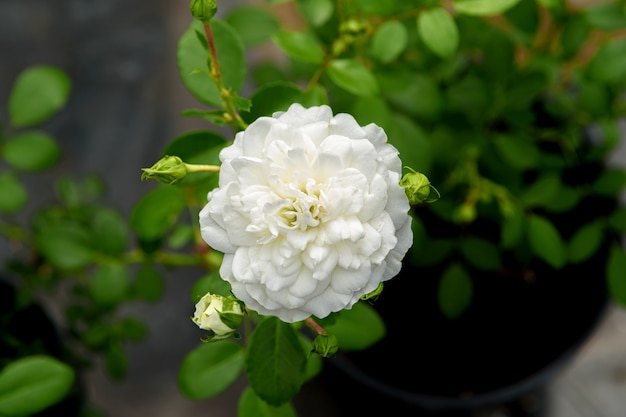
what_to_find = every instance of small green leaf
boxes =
[454,0,523,16]
[225,6,280,47]
[179,341,244,400]
[458,236,501,270]
[587,38,626,84]
[133,263,165,302]
[591,168,626,196]
[521,173,562,208]
[8,66,71,128]
[323,302,385,351]
[326,59,379,97]
[568,221,605,264]
[493,134,539,170]
[241,81,304,123]
[586,2,626,31]
[89,264,130,308]
[130,185,186,242]
[607,245,626,306]
[0,355,75,417]
[608,208,626,233]
[438,263,473,319]
[0,174,27,214]
[501,208,525,248]
[191,270,232,301]
[238,387,297,417]
[2,131,60,171]
[177,19,246,106]
[272,31,325,64]
[417,8,459,59]
[245,317,306,407]
[370,20,408,63]
[298,0,334,27]
[528,215,566,269]
[117,317,149,342]
[92,208,129,256]
[105,342,128,380]
[35,223,93,270]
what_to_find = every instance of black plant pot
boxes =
[0,279,86,417]
[320,220,609,416]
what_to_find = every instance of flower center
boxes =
[278,181,327,231]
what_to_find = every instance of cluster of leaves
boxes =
[0,67,184,415]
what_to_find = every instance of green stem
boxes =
[185,163,220,173]
[203,22,248,132]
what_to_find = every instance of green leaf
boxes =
[225,6,280,47]
[437,263,473,319]
[179,341,244,400]
[241,81,304,123]
[587,38,626,84]
[608,208,626,233]
[0,355,75,417]
[238,387,297,417]
[272,31,325,64]
[8,66,71,128]
[521,173,562,208]
[353,0,399,15]
[88,264,130,308]
[501,208,525,248]
[104,342,128,380]
[133,263,165,302]
[191,270,232,301]
[326,59,379,97]
[454,0,523,16]
[117,317,149,342]
[323,302,385,351]
[0,174,27,214]
[92,208,128,256]
[177,19,246,106]
[2,131,60,171]
[607,245,626,306]
[493,134,539,170]
[586,2,626,31]
[458,236,501,270]
[567,221,605,264]
[245,317,306,407]
[591,168,626,196]
[528,215,566,268]
[387,114,432,175]
[35,223,93,270]
[379,71,443,120]
[297,0,334,27]
[370,20,408,63]
[130,185,186,241]
[417,8,459,59]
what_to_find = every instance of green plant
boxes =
[2,0,626,416]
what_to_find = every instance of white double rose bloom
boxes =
[199,104,413,323]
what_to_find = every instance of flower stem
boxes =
[305,317,327,335]
[203,22,248,131]
[185,163,220,173]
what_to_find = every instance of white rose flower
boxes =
[192,293,244,339]
[199,104,413,323]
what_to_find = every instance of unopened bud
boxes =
[141,155,188,185]
[311,333,339,358]
[400,168,440,204]
[192,293,245,341]
[190,0,218,23]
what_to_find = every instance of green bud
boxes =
[141,155,188,185]
[311,333,339,358]
[400,168,440,205]
[190,0,218,23]
[192,292,245,342]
